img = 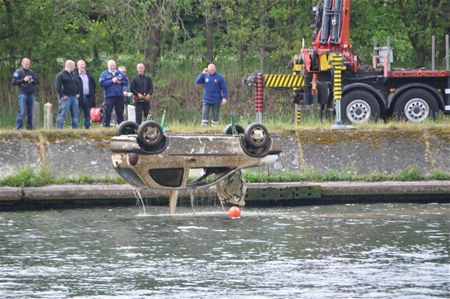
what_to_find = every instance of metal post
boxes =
[386,36,391,72]
[372,39,377,69]
[329,53,354,130]
[255,73,264,123]
[330,53,343,128]
[432,35,435,70]
[295,104,301,125]
[446,34,449,70]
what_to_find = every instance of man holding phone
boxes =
[195,63,228,127]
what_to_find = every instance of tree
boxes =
[386,0,449,67]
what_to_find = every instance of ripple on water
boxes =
[0,203,448,298]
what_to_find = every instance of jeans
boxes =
[80,95,92,129]
[135,101,150,124]
[201,102,221,125]
[16,93,35,130]
[57,96,80,128]
[103,96,124,127]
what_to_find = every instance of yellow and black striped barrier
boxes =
[328,53,345,101]
[264,74,304,88]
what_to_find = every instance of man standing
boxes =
[75,60,96,129]
[195,63,228,127]
[12,57,38,130]
[55,60,81,129]
[130,63,153,124]
[99,60,129,127]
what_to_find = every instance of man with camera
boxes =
[99,60,129,127]
[130,63,153,124]
[12,57,39,130]
[195,63,228,127]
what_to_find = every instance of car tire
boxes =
[341,90,380,123]
[244,123,270,149]
[116,121,139,136]
[223,124,245,135]
[394,88,439,122]
[137,120,164,148]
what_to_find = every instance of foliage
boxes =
[1,0,448,121]
[0,166,53,187]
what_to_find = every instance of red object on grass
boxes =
[90,108,102,122]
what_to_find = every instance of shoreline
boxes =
[1,180,449,211]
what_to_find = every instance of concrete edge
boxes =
[0,181,449,211]
[319,181,450,195]
[0,187,22,201]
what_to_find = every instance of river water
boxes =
[0,203,448,298]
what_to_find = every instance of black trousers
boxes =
[103,96,124,127]
[135,101,150,124]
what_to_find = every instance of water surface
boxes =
[0,203,448,298]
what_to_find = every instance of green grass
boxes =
[1,166,449,188]
[0,166,124,187]
[243,167,450,183]
[1,106,450,132]
[0,110,16,130]
[0,166,54,187]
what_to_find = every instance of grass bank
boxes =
[0,167,125,187]
[1,166,449,188]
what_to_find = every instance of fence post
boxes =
[44,102,53,129]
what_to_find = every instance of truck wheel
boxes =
[116,121,138,136]
[394,88,438,122]
[223,124,245,135]
[341,90,380,123]
[244,123,270,149]
[137,120,164,147]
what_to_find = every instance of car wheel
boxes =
[341,90,380,123]
[137,120,164,147]
[223,124,245,135]
[244,123,270,149]
[116,121,138,136]
[394,88,438,122]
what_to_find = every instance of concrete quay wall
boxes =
[0,128,449,179]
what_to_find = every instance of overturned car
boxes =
[110,120,281,212]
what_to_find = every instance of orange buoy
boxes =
[228,206,241,219]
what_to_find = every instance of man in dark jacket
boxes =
[12,57,38,130]
[75,60,96,129]
[130,63,153,124]
[99,60,129,127]
[55,60,81,129]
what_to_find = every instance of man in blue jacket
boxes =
[99,60,129,127]
[195,64,228,126]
